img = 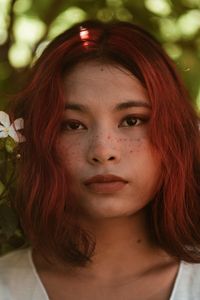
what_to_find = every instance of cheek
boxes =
[125,137,162,178]
[57,139,84,169]
[118,136,147,155]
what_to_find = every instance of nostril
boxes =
[108,156,115,160]
[92,156,115,162]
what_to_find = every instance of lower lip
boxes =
[85,181,127,193]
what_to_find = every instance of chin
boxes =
[77,202,142,220]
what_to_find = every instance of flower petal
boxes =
[8,126,26,142]
[17,132,26,143]
[12,118,24,130]
[0,111,10,128]
[8,126,20,142]
[0,125,5,131]
[0,131,8,138]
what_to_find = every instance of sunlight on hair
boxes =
[14,16,46,46]
[80,26,90,40]
[177,10,200,37]
[13,0,32,14]
[35,40,50,59]
[48,7,87,39]
[145,0,171,16]
[31,40,50,66]
[8,42,32,68]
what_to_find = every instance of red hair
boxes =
[11,20,200,266]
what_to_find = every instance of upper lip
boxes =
[84,174,128,184]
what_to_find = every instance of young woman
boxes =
[0,20,200,300]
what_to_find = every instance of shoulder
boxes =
[0,248,40,300]
[0,247,30,266]
[171,261,200,299]
[0,247,31,275]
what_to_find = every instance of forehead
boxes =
[62,61,150,109]
[64,61,143,88]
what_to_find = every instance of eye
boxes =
[120,115,148,128]
[61,120,85,131]
[61,115,149,132]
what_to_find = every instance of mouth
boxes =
[84,181,128,194]
[84,174,128,194]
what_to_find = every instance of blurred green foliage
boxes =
[0,0,200,254]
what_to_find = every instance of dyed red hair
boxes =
[11,20,200,266]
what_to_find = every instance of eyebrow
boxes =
[64,100,151,113]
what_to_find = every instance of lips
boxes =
[84,174,128,194]
[84,174,128,185]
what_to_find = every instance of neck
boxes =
[32,211,174,282]
[75,212,168,279]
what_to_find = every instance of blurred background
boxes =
[0,0,200,254]
[0,0,200,109]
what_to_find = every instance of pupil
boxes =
[71,122,79,129]
[127,118,136,126]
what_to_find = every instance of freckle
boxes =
[130,150,133,153]
[107,136,111,139]
[137,239,142,244]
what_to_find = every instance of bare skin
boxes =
[32,62,180,299]
[32,214,179,300]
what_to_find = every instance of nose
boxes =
[87,134,121,165]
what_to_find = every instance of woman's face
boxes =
[57,61,161,220]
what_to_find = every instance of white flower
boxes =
[0,111,25,143]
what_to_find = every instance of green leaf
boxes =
[5,137,17,153]
[0,181,5,197]
[0,203,19,238]
[0,138,5,150]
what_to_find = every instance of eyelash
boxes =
[61,115,149,132]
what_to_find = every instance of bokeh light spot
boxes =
[163,43,182,60]
[145,0,171,16]
[159,18,181,41]
[14,0,32,14]
[97,8,114,22]
[48,7,87,39]
[14,16,46,46]
[116,7,133,22]
[177,10,200,37]
[8,42,32,68]
[0,29,7,45]
[196,86,200,111]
